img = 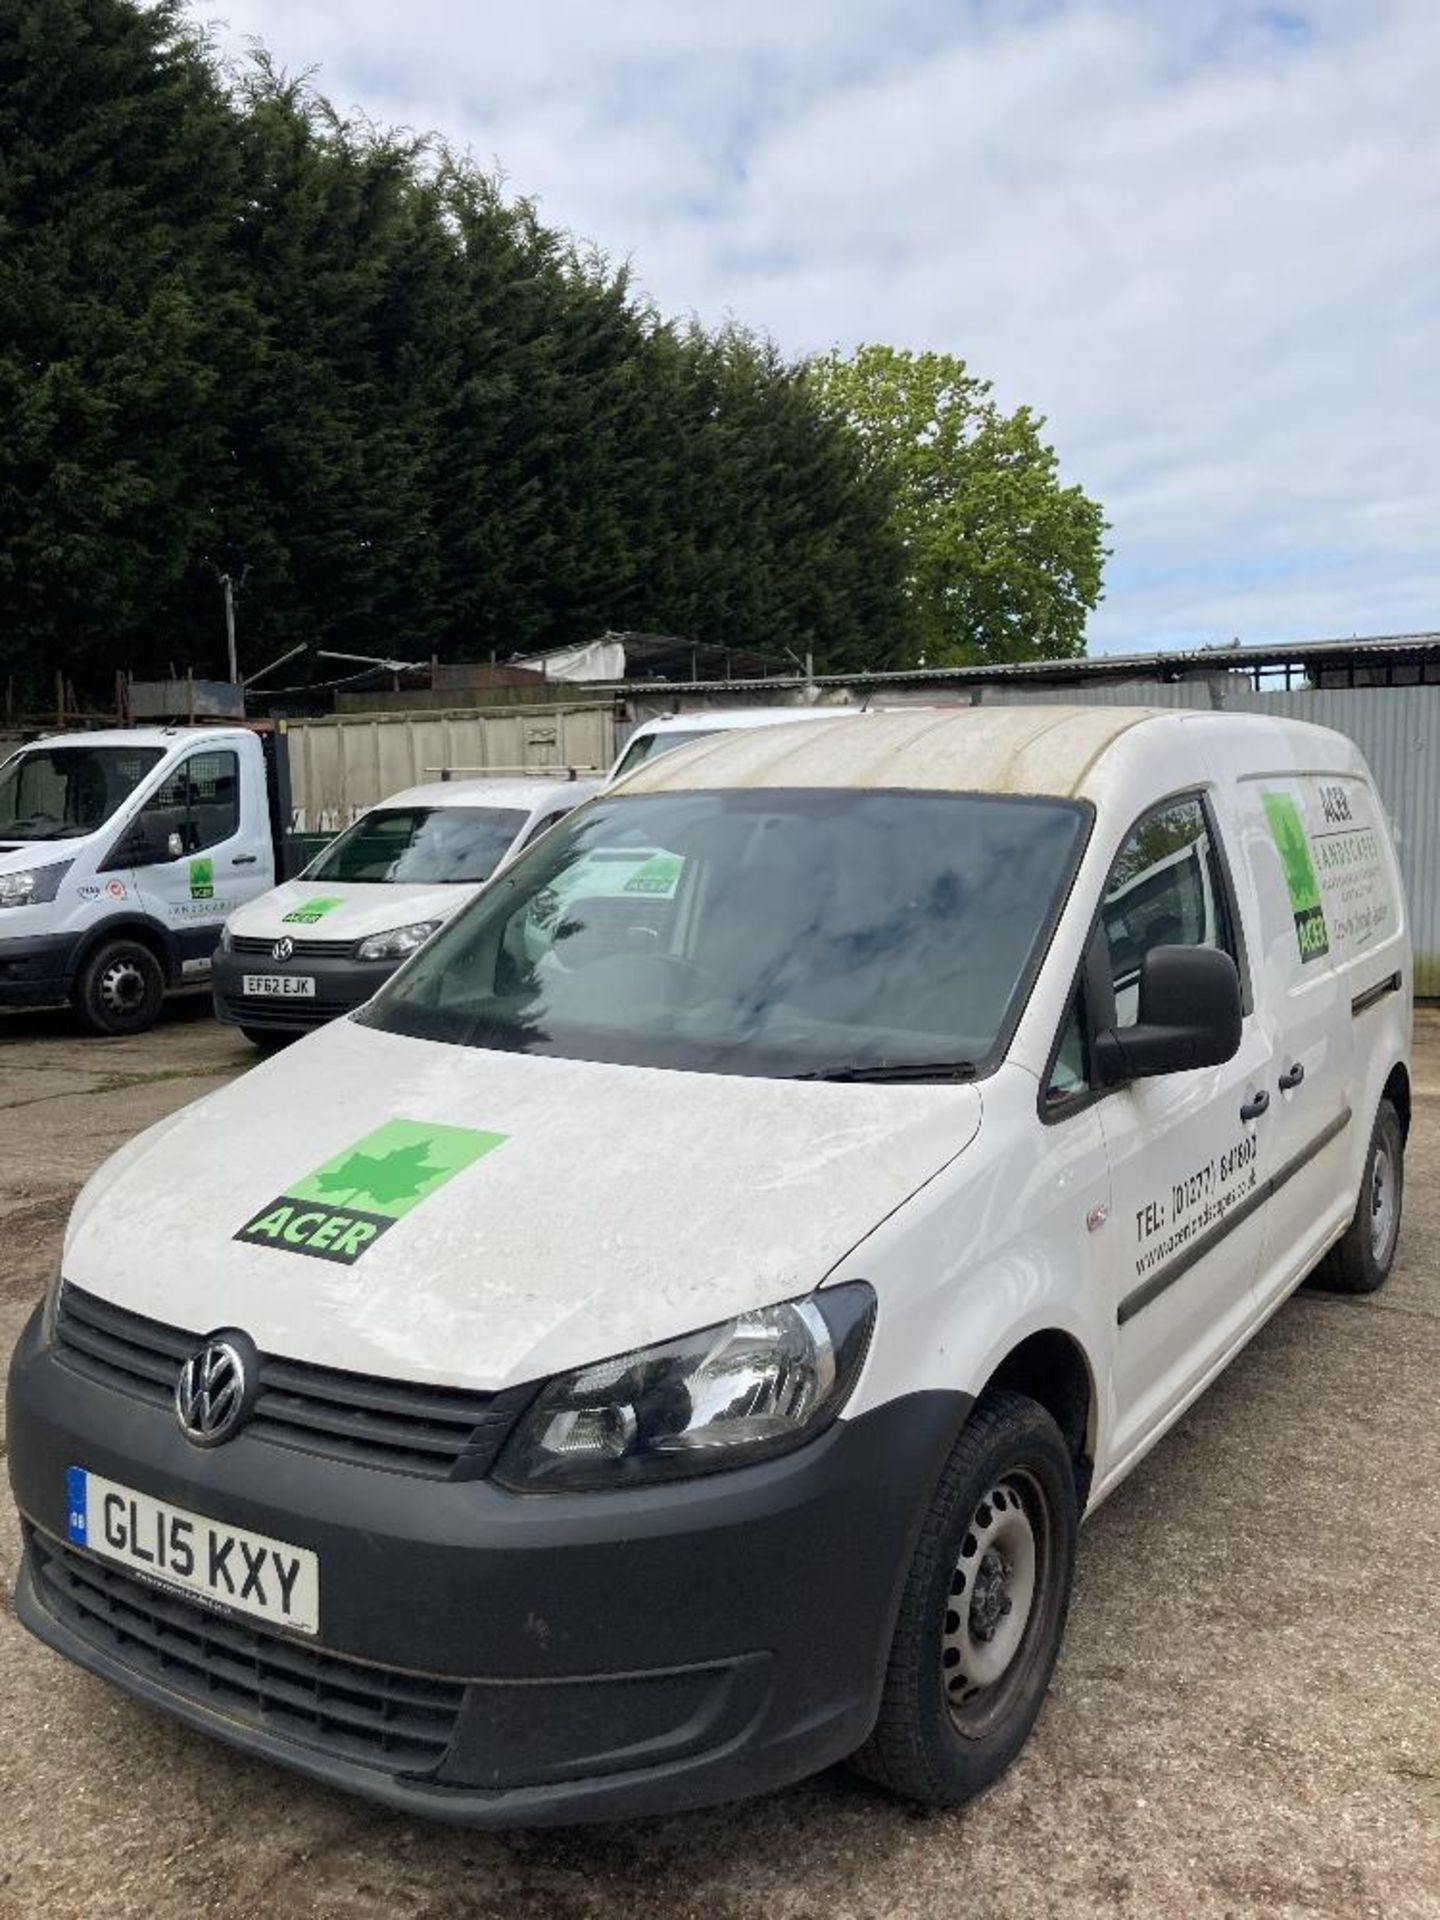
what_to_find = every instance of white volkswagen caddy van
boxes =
[604,703,857,786]
[7,706,1410,1825]
[212,775,598,1046]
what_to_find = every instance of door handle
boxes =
[1239,1090,1270,1122]
[1277,1062,1305,1091]
[231,855,258,866]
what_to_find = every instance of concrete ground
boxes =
[0,997,1437,1920]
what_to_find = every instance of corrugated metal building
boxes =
[610,631,1440,995]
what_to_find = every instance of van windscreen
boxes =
[361,788,1088,1079]
[612,729,720,781]
[0,747,165,841]
[306,807,529,885]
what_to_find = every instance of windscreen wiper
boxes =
[791,1060,979,1083]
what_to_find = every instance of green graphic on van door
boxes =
[188,856,214,901]
[1261,791,1329,964]
[234,1118,508,1264]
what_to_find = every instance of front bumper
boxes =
[7,1309,969,1825]
[0,931,81,1007]
[211,947,397,1032]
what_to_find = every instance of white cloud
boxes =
[197,0,1440,653]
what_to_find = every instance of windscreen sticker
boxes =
[188,856,214,901]
[235,1118,507,1264]
[282,896,343,925]
[621,852,686,897]
[1261,791,1329,963]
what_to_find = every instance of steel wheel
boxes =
[1369,1136,1398,1266]
[942,1468,1051,1737]
[74,938,165,1035]
[1308,1097,1404,1295]
[851,1389,1079,1805]
[98,956,149,1016]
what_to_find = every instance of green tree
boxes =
[0,0,241,696]
[0,1,920,699]
[193,64,455,664]
[809,344,1108,665]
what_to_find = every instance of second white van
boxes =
[212,775,597,1046]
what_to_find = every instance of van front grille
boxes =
[54,1285,532,1480]
[229,934,357,959]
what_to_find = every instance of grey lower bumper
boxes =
[7,1308,970,1825]
[211,948,397,1032]
[0,931,81,1007]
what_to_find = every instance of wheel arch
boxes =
[979,1328,1097,1510]
[72,914,178,986]
[1382,1059,1410,1141]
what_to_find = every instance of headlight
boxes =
[494,1282,875,1493]
[357,920,442,962]
[40,1267,66,1347]
[0,861,71,909]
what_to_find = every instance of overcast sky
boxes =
[200,0,1439,655]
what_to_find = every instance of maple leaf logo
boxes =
[312,1143,441,1212]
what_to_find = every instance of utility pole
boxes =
[220,574,238,684]
[213,563,250,686]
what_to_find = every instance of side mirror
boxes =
[103,817,181,870]
[1094,945,1242,1085]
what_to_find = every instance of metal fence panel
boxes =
[282,706,614,835]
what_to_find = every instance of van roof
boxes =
[630,706,855,737]
[12,727,245,753]
[376,776,600,812]
[620,704,1164,800]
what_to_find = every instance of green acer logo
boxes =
[621,852,685,897]
[1261,791,1329,964]
[282,896,343,924]
[235,1118,507,1264]
[189,856,214,901]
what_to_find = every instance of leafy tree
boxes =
[0,0,240,695]
[809,345,1108,665]
[0,3,1093,702]
[192,65,454,663]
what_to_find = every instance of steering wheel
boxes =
[546,929,717,999]
[633,949,718,996]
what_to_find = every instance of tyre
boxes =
[73,938,166,1036]
[1309,1098,1403,1295]
[850,1387,1079,1807]
[240,1026,295,1054]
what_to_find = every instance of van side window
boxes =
[139,751,240,855]
[522,810,569,847]
[1104,796,1233,1027]
[1044,995,1089,1108]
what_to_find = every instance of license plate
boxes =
[241,974,316,998]
[66,1467,319,1635]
